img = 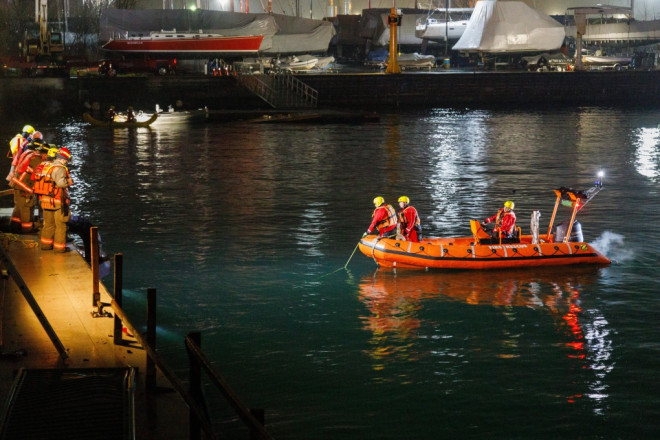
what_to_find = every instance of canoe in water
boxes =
[83,112,158,128]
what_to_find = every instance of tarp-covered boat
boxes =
[452,0,565,53]
[359,180,611,270]
[83,112,158,128]
[100,9,335,55]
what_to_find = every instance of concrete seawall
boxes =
[2,70,660,120]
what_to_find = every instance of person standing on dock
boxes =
[6,125,35,182]
[397,196,421,242]
[363,196,398,238]
[34,148,73,252]
[9,137,48,233]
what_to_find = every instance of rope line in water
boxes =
[319,241,360,278]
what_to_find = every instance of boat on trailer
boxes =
[359,179,611,270]
[415,6,473,42]
[102,30,264,55]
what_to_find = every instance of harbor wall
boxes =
[299,70,660,108]
[2,71,660,120]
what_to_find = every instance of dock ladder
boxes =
[236,72,318,109]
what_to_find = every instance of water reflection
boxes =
[633,127,660,180]
[358,268,614,412]
[424,110,490,234]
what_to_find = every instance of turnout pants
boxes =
[40,207,70,252]
[11,189,35,233]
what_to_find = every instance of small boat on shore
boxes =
[360,180,611,270]
[102,30,264,55]
[83,112,158,128]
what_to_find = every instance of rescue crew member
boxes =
[363,196,398,238]
[9,140,48,233]
[6,125,35,180]
[35,147,73,252]
[126,106,136,123]
[482,200,517,238]
[397,196,421,242]
[106,105,116,121]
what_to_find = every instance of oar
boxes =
[0,189,14,198]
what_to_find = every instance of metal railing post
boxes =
[113,253,123,345]
[188,331,202,440]
[146,287,157,392]
[91,226,100,307]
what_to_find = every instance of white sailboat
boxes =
[415,2,473,42]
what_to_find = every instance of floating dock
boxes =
[0,227,273,440]
[0,231,190,439]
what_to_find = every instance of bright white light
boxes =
[597,170,605,178]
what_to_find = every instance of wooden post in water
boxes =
[187,331,202,440]
[146,287,157,391]
[91,226,100,307]
[113,253,123,345]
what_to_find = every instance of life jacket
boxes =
[398,205,420,231]
[33,163,69,209]
[10,150,38,193]
[495,208,516,236]
[373,204,397,232]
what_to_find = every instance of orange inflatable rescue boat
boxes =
[359,180,611,270]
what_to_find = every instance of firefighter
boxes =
[9,141,49,233]
[6,125,35,181]
[397,196,421,242]
[482,200,517,239]
[34,147,73,252]
[363,196,398,238]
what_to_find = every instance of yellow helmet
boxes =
[504,200,515,210]
[373,196,384,206]
[398,196,410,204]
[47,147,59,159]
[22,125,35,135]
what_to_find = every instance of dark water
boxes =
[3,107,659,438]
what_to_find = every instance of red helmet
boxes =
[56,147,72,161]
[32,131,43,140]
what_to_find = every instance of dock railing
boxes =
[107,250,274,440]
[236,72,318,109]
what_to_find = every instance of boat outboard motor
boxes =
[555,220,583,243]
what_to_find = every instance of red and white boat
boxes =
[102,30,264,55]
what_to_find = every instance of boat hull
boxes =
[83,112,158,128]
[102,35,264,54]
[359,235,610,270]
[415,20,469,41]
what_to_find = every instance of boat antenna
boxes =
[577,170,605,213]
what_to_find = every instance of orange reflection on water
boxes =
[358,267,601,366]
